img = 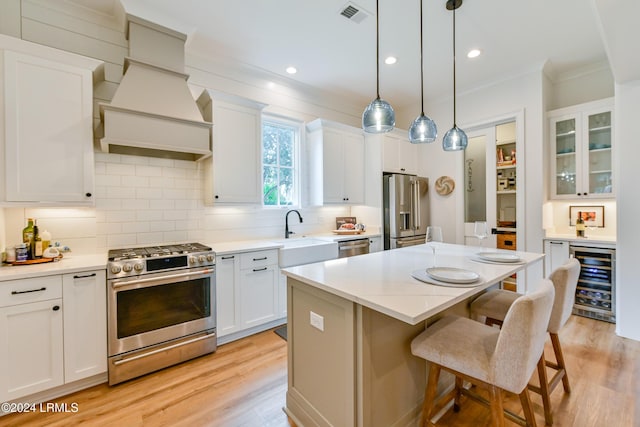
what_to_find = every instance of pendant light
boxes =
[442,0,468,151]
[362,0,395,133]
[409,0,437,144]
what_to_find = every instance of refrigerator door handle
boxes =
[413,179,421,230]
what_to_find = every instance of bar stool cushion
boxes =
[469,290,518,324]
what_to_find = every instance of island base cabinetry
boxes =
[286,278,466,427]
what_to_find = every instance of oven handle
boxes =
[111,268,215,289]
[112,332,216,366]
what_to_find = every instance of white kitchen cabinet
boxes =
[216,253,241,337]
[548,98,614,199]
[239,249,279,328]
[307,119,365,205]
[382,129,418,175]
[62,270,107,383]
[0,38,102,205]
[0,276,64,401]
[543,239,570,277]
[368,236,382,253]
[200,91,266,204]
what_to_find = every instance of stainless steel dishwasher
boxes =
[338,238,370,258]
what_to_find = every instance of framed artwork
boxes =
[569,205,604,227]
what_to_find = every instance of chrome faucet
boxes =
[285,209,303,238]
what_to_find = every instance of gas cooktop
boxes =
[108,243,212,261]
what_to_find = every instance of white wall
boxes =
[614,80,640,341]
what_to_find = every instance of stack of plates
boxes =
[411,267,481,288]
[475,252,522,263]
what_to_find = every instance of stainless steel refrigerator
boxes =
[383,173,430,250]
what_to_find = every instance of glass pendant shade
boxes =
[442,125,468,151]
[362,97,396,133]
[409,113,437,143]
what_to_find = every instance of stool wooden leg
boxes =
[519,388,538,427]
[488,385,505,427]
[536,352,553,425]
[454,376,463,412]
[550,332,570,393]
[420,364,441,427]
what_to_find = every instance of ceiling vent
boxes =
[339,2,370,23]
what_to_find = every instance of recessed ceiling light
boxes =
[267,82,276,89]
[467,49,481,59]
[385,56,397,65]
[286,66,297,74]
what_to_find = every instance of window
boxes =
[262,116,300,206]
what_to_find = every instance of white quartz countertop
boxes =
[282,243,544,325]
[208,231,381,255]
[0,253,107,281]
[544,234,616,247]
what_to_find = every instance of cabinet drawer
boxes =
[240,250,278,269]
[0,275,63,307]
[496,233,517,250]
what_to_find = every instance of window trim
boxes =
[261,114,303,208]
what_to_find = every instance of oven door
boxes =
[108,266,215,357]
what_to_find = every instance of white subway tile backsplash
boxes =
[107,233,137,247]
[163,230,189,242]
[149,199,175,210]
[149,221,175,232]
[136,210,164,221]
[136,232,165,245]
[138,188,163,199]
[106,210,136,223]
[106,162,136,176]
[106,186,136,199]
[149,157,175,167]
[135,165,163,177]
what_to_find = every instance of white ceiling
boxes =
[108,0,609,110]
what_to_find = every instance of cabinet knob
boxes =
[400,168,405,172]
[85,192,92,197]
[52,305,60,311]
[215,195,219,199]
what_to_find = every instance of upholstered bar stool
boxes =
[411,279,555,427]
[469,258,581,425]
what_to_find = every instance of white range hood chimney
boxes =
[97,14,212,161]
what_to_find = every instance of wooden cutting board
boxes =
[6,255,63,265]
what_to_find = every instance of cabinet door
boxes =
[342,132,365,204]
[550,114,581,199]
[216,254,240,337]
[322,129,346,203]
[369,236,382,252]
[62,270,107,382]
[583,108,613,197]
[240,266,278,328]
[3,51,94,204]
[382,132,417,175]
[212,101,262,203]
[544,240,570,277]
[0,300,64,401]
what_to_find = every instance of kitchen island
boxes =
[281,243,544,427]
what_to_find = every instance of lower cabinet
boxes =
[62,270,107,383]
[0,270,106,402]
[543,239,570,276]
[216,249,282,342]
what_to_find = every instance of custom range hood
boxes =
[97,14,212,161]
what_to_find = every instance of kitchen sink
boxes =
[271,237,338,268]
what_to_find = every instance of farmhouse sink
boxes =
[271,237,338,268]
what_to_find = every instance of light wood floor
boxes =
[2,315,638,427]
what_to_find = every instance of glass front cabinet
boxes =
[548,98,614,199]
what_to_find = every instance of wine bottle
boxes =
[33,221,43,258]
[576,211,586,238]
[22,218,35,259]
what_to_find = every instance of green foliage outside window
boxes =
[263,120,297,206]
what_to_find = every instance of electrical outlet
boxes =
[310,311,324,331]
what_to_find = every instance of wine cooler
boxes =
[570,245,616,323]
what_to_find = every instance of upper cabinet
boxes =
[199,91,266,205]
[548,98,614,199]
[381,129,418,175]
[0,36,102,205]
[307,119,365,205]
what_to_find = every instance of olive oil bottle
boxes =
[22,218,35,259]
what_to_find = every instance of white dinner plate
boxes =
[476,252,522,263]
[426,267,480,284]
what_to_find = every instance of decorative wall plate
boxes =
[435,176,455,195]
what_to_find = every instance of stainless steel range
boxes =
[107,243,216,385]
